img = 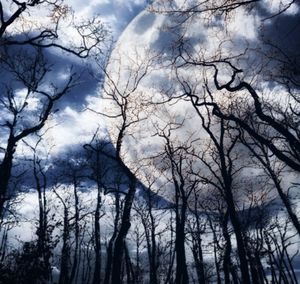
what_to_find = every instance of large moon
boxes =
[101,1,300,196]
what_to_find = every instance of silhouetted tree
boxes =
[0,0,108,219]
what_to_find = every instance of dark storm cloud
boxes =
[260,11,300,75]
[39,49,99,110]
[11,138,171,208]
[0,44,97,108]
[249,2,300,87]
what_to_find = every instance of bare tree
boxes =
[88,49,154,284]
[186,187,209,284]
[165,0,300,174]
[0,0,108,220]
[0,49,76,218]
[183,100,251,283]
[84,135,108,284]
[23,132,55,282]
[152,124,200,284]
[0,0,108,57]
[132,171,168,284]
[239,126,300,236]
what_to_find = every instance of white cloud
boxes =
[66,0,148,36]
[261,0,299,16]
[43,101,106,153]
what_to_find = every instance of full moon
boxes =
[101,1,299,195]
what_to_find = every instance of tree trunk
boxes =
[92,190,102,284]
[271,171,300,236]
[0,139,15,219]
[192,211,206,284]
[175,197,188,284]
[219,144,251,284]
[208,218,222,284]
[110,178,136,284]
[59,207,71,284]
[69,181,80,284]
[222,211,233,284]
[124,242,135,284]
[224,186,250,284]
[104,190,121,284]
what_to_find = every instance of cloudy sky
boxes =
[1,0,299,182]
[47,0,150,150]
[0,0,149,239]
[98,0,300,187]
[0,0,150,158]
[2,0,300,244]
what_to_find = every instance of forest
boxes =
[0,0,300,283]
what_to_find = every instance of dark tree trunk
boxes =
[140,203,158,284]
[34,158,51,281]
[150,215,158,284]
[69,181,80,284]
[110,178,136,284]
[190,201,206,284]
[104,236,115,284]
[221,211,233,284]
[59,207,71,284]
[165,213,176,284]
[271,172,300,236]
[0,139,15,219]
[208,218,222,284]
[92,190,102,284]
[175,222,188,284]
[0,225,8,262]
[191,241,205,284]
[175,197,188,284]
[246,248,262,284]
[223,185,250,284]
[124,242,135,284]
[218,130,250,284]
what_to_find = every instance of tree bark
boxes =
[110,177,136,284]
[59,207,71,284]
[92,190,102,284]
[0,138,15,219]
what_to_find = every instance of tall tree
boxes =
[0,0,108,219]
[93,53,152,284]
